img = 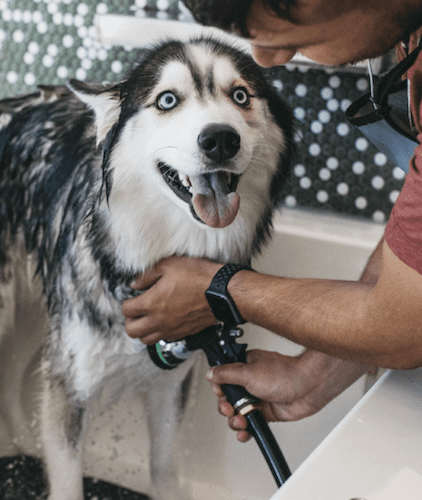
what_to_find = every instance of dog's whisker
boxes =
[152,145,179,154]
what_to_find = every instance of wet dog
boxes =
[0,37,294,499]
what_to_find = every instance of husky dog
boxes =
[0,37,294,499]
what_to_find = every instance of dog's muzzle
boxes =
[158,124,242,229]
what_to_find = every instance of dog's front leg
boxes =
[40,367,87,500]
[145,360,199,500]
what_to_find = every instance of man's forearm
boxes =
[230,271,374,359]
[281,239,384,407]
[288,239,384,403]
[228,238,422,368]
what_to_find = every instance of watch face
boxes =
[206,291,245,325]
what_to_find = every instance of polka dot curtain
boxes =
[0,0,405,223]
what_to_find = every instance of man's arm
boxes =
[207,238,383,441]
[226,238,422,369]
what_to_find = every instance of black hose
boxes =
[245,409,291,488]
[148,327,292,488]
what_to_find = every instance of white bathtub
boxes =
[0,208,385,499]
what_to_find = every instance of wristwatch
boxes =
[205,263,251,325]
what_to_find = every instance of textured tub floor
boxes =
[0,455,149,500]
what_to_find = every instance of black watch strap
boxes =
[205,263,251,325]
[210,263,248,293]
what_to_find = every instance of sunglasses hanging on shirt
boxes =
[346,39,422,173]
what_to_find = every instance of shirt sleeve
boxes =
[384,31,422,273]
[385,138,422,274]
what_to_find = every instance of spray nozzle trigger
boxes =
[148,323,259,408]
[185,324,259,409]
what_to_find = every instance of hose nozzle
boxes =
[147,339,191,370]
[147,323,291,487]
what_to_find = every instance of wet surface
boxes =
[0,455,150,500]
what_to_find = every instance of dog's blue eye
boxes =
[232,87,250,106]
[157,91,178,110]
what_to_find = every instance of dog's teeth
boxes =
[179,173,192,188]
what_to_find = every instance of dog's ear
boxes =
[67,79,121,146]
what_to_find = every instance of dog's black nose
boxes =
[198,124,241,162]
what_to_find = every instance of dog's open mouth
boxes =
[158,162,241,228]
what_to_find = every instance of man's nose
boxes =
[251,45,296,67]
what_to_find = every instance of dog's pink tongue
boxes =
[191,172,240,228]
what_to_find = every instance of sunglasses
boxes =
[346,40,422,173]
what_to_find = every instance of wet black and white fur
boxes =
[0,37,294,499]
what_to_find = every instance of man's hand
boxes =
[122,256,221,344]
[205,238,384,442]
[206,348,371,442]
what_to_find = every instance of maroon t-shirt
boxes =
[385,31,422,273]
[386,141,422,273]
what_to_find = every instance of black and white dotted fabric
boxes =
[0,0,405,223]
